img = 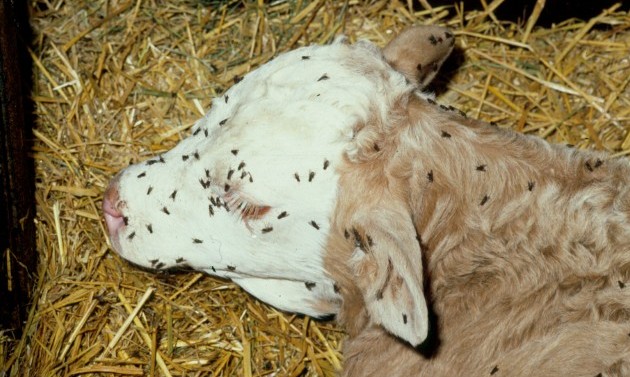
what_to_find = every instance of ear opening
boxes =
[346,208,429,346]
[383,25,455,88]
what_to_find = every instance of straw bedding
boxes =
[1,0,629,376]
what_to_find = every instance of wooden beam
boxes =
[0,0,37,339]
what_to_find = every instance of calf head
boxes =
[103,26,454,340]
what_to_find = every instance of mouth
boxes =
[103,211,125,235]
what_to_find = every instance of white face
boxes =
[104,38,412,317]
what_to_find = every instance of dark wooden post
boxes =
[0,0,37,339]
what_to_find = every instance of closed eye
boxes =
[239,202,271,221]
[224,191,271,221]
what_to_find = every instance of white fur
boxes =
[106,38,413,316]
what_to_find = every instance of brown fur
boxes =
[324,94,630,376]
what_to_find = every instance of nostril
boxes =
[103,180,125,234]
[103,182,122,216]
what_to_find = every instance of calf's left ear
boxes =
[383,25,455,88]
[346,205,428,347]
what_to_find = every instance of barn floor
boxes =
[2,0,629,376]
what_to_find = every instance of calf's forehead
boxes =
[163,40,408,188]
[207,40,401,136]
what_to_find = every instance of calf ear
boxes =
[346,207,428,347]
[383,25,454,88]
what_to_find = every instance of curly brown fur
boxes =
[325,94,630,376]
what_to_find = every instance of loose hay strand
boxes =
[2,1,628,376]
[58,298,98,360]
[115,286,173,377]
[102,286,155,357]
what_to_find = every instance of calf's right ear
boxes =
[383,25,455,88]
[345,205,429,347]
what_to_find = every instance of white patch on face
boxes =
[105,38,412,317]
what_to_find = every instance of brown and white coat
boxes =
[104,26,630,376]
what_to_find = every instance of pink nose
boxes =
[103,178,126,235]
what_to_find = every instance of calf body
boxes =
[325,95,630,376]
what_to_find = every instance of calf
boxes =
[103,26,630,376]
